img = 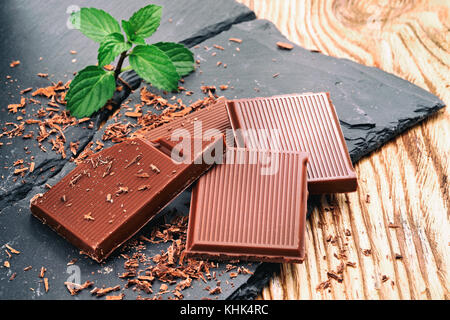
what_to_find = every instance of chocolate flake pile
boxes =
[117,216,253,300]
[2,80,96,183]
[57,215,252,300]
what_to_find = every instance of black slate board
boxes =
[0,1,445,300]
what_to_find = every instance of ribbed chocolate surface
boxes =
[137,97,233,142]
[186,148,308,263]
[30,137,223,262]
[227,93,357,193]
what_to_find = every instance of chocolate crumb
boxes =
[10,60,20,68]
[39,266,46,278]
[150,164,160,174]
[5,244,20,254]
[106,293,124,300]
[43,278,49,292]
[276,42,294,50]
[209,286,222,295]
[316,279,330,292]
[229,38,242,43]
[138,184,151,191]
[84,212,95,221]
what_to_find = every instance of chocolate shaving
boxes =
[8,97,26,113]
[69,173,83,187]
[316,280,331,292]
[84,212,95,221]
[135,172,150,178]
[91,285,121,297]
[209,286,222,295]
[276,41,294,50]
[43,278,49,292]
[39,266,46,278]
[64,280,94,295]
[115,186,129,195]
[229,38,242,43]
[9,273,17,281]
[150,164,160,174]
[106,293,124,300]
[5,244,20,254]
[20,87,32,94]
[10,60,20,68]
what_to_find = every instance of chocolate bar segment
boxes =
[30,136,224,262]
[135,97,233,142]
[226,93,357,193]
[186,148,308,263]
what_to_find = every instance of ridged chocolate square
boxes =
[186,148,308,263]
[226,93,357,193]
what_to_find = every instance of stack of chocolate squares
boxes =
[30,92,357,263]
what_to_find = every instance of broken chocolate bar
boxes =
[30,136,224,262]
[185,148,309,263]
[226,92,357,193]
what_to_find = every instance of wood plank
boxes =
[238,0,449,300]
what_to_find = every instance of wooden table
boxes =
[236,0,449,300]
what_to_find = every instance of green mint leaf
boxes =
[126,5,162,39]
[121,20,146,44]
[71,8,121,42]
[153,42,194,77]
[129,45,179,91]
[97,33,131,66]
[66,66,116,118]
[131,35,146,45]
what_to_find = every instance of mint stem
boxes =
[114,51,128,80]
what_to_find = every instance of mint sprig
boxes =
[66,5,195,118]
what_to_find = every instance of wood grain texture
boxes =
[236,0,449,300]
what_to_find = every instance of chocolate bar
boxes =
[227,93,357,193]
[185,148,309,263]
[30,136,224,262]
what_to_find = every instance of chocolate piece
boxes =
[135,97,233,142]
[226,93,357,193]
[186,148,309,263]
[30,136,224,262]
